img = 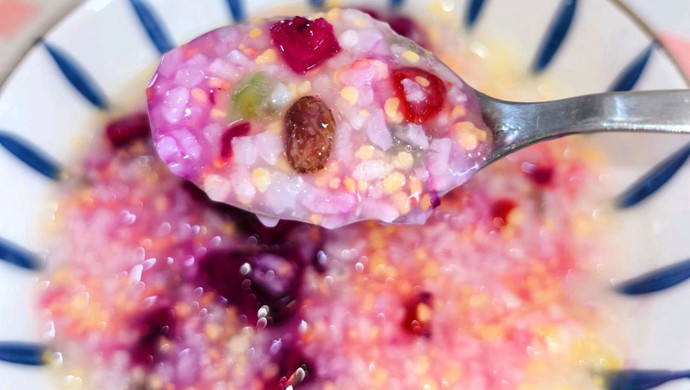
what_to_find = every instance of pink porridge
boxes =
[147,10,492,228]
[38,6,621,390]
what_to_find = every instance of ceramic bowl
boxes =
[1,0,689,388]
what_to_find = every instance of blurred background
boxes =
[0,0,689,82]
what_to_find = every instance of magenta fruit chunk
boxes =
[270,16,341,74]
[196,249,303,325]
[220,122,251,160]
[130,305,177,367]
[402,292,433,337]
[265,343,315,390]
[106,112,151,147]
[392,67,447,124]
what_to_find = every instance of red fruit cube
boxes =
[392,67,447,124]
[270,16,341,74]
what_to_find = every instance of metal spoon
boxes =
[240,89,690,228]
[478,89,690,164]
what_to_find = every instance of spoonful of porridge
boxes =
[147,9,690,229]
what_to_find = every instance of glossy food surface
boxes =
[147,10,492,228]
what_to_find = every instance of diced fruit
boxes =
[392,67,447,124]
[388,15,427,48]
[220,122,251,160]
[196,249,303,325]
[402,292,433,337]
[521,162,555,187]
[284,96,335,173]
[130,305,177,367]
[270,16,341,74]
[195,249,254,319]
[491,198,517,229]
[250,253,301,308]
[106,112,150,147]
[232,72,281,119]
[264,344,315,390]
[430,192,441,209]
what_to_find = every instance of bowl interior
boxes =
[0,0,689,388]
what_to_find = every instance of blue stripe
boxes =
[465,0,486,28]
[0,342,50,366]
[129,0,173,54]
[609,44,653,92]
[616,142,690,208]
[43,43,108,109]
[0,237,43,271]
[604,369,690,390]
[390,0,404,7]
[532,0,578,73]
[615,258,690,295]
[0,131,62,180]
[226,0,245,21]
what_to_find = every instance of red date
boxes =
[284,96,335,173]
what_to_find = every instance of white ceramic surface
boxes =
[0,0,689,388]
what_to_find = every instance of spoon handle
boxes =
[479,90,690,162]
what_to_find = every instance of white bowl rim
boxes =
[0,0,688,91]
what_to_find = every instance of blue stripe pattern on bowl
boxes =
[0,238,43,271]
[226,0,245,21]
[129,0,173,54]
[0,2,687,389]
[610,44,654,92]
[43,42,108,109]
[465,0,486,29]
[0,342,50,366]
[0,131,62,180]
[616,143,690,208]
[532,0,578,73]
[615,258,690,296]
[604,369,690,390]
